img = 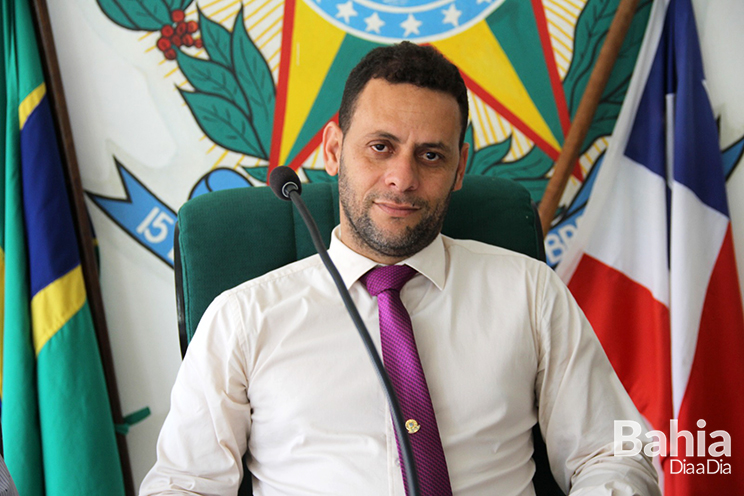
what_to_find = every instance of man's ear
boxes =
[453,142,469,191]
[323,121,343,176]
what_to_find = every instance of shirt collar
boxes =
[327,226,446,291]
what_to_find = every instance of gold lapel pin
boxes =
[405,419,420,434]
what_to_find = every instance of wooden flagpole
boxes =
[538,0,640,236]
[28,1,135,494]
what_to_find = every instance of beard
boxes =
[337,155,454,260]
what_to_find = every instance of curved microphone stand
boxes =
[269,166,421,496]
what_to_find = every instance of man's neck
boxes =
[335,224,408,265]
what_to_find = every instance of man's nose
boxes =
[384,153,419,192]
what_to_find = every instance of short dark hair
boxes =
[338,42,469,147]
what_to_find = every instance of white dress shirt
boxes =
[141,229,659,495]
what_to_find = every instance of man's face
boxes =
[323,78,468,264]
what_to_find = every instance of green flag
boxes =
[1,0,124,493]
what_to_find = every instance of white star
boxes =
[364,12,385,33]
[335,1,357,24]
[400,14,422,37]
[477,0,492,4]
[442,3,461,27]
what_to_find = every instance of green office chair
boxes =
[173,174,563,495]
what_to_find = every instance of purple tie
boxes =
[361,265,453,496]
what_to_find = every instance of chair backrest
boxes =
[173,173,561,495]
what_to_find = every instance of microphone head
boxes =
[269,166,302,201]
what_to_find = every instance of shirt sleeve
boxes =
[0,455,19,496]
[139,291,252,495]
[533,263,661,496]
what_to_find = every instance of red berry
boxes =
[176,22,187,36]
[164,49,177,60]
[195,38,203,49]
[171,9,185,22]
[157,37,171,51]
[171,35,182,47]
[183,34,194,47]
[161,25,174,37]
[187,21,199,33]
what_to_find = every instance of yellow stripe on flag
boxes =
[279,1,346,164]
[18,82,46,130]
[433,22,561,151]
[30,265,86,356]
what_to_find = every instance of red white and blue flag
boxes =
[557,0,744,493]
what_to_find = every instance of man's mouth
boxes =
[374,201,421,217]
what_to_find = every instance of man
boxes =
[141,42,659,495]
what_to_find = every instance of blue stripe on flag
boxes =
[20,96,81,298]
[624,37,666,180]
[625,0,728,216]
[668,0,728,217]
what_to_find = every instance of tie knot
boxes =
[361,264,418,297]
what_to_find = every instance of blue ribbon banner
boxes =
[88,158,178,267]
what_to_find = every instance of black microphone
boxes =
[268,165,302,200]
[268,166,421,496]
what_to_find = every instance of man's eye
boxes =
[371,143,388,152]
[423,151,440,161]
